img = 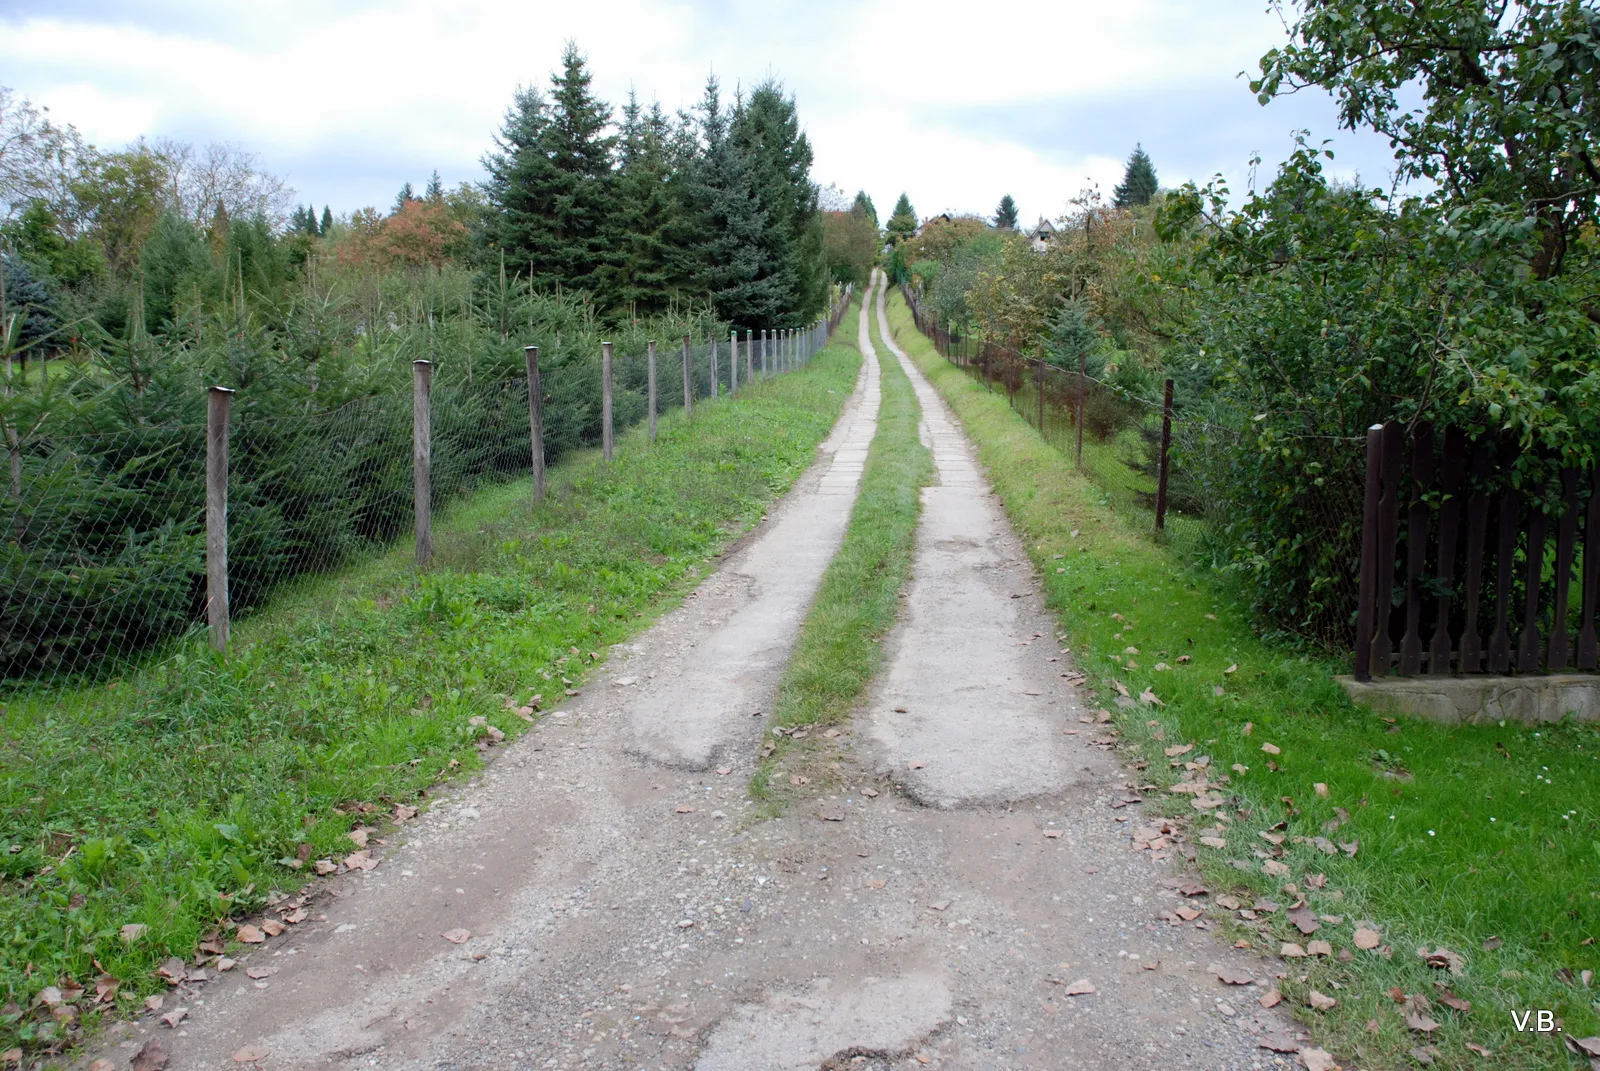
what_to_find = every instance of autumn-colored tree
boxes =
[375,199,467,268]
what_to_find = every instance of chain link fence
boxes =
[1,290,854,690]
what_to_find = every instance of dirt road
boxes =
[91,274,1310,1071]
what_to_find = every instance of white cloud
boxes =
[0,0,1391,217]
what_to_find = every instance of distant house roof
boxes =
[912,212,952,237]
[1026,217,1058,251]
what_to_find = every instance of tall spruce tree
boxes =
[885,193,917,243]
[606,91,675,314]
[994,193,1019,229]
[1112,145,1158,207]
[319,205,332,236]
[424,170,445,203]
[537,42,619,298]
[482,44,617,297]
[732,79,826,325]
[852,190,878,229]
[393,182,416,214]
[665,77,771,326]
[482,84,552,272]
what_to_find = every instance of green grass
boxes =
[887,290,1600,1071]
[0,335,862,1055]
[751,290,932,803]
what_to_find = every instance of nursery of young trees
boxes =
[0,45,837,682]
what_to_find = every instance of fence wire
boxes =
[1,292,851,691]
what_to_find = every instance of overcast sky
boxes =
[0,0,1404,224]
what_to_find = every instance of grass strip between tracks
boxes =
[885,287,1600,1071]
[752,288,932,807]
[0,324,862,1055]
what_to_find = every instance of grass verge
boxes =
[0,330,862,1056]
[885,289,1600,1071]
[751,288,932,806]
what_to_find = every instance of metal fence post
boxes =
[710,334,719,398]
[745,330,753,384]
[524,346,545,502]
[647,340,658,442]
[761,331,768,378]
[602,342,614,461]
[1154,378,1174,533]
[206,385,234,652]
[730,331,739,394]
[681,334,693,415]
[412,360,432,566]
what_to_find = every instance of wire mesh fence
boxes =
[902,285,1369,650]
[1,287,853,691]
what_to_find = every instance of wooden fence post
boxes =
[647,340,658,442]
[710,334,719,398]
[412,360,432,567]
[524,346,545,503]
[1353,424,1385,681]
[1075,351,1086,469]
[1578,463,1600,671]
[206,385,234,652]
[681,335,693,415]
[1154,378,1173,533]
[1035,354,1045,433]
[730,331,739,394]
[602,342,614,461]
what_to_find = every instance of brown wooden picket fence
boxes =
[1353,421,1600,681]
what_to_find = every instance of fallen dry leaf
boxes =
[1313,782,1329,798]
[1300,1048,1336,1071]
[1139,687,1163,706]
[131,1039,170,1071]
[143,994,164,1013]
[907,760,927,770]
[1354,927,1382,950]
[1281,942,1307,958]
[1258,1033,1302,1053]
[231,1045,270,1064]
[441,928,471,944]
[244,966,278,980]
[675,806,695,814]
[348,828,370,848]
[344,850,379,871]
[313,858,338,875]
[1465,1041,1491,1056]
[120,923,148,943]
[1211,964,1254,985]
[157,956,187,983]
[1261,742,1281,755]
[160,1006,187,1029]
[862,787,879,798]
[89,1060,114,1071]
[260,919,286,937]
[1406,1011,1442,1033]
[1063,979,1096,996]
[1308,990,1338,1011]
[1259,988,1282,1008]
[1419,946,1465,974]
[1164,744,1194,757]
[1043,830,1063,839]
[1308,940,1333,957]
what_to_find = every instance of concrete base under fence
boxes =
[1336,673,1600,724]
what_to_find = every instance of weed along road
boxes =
[91,276,1303,1070]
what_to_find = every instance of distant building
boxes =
[912,212,952,237]
[1025,217,1057,252]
